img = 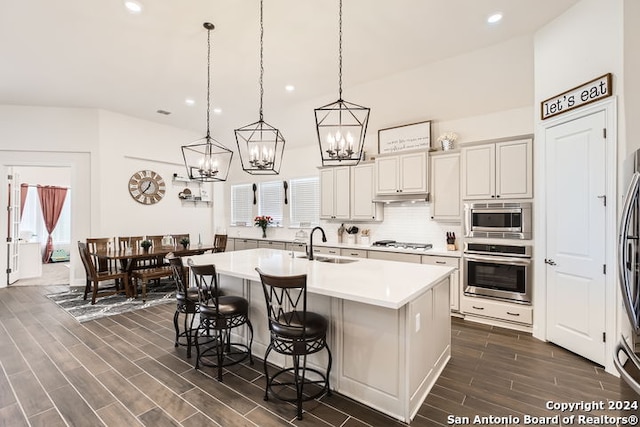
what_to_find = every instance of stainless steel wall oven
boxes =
[463,243,532,304]
[464,202,532,239]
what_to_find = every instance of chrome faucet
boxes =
[308,226,327,260]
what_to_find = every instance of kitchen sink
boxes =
[315,256,358,264]
[295,254,358,264]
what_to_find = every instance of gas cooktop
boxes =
[372,240,433,250]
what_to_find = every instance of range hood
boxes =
[372,193,430,204]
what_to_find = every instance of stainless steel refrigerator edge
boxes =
[615,149,640,394]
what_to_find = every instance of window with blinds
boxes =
[231,184,253,226]
[258,181,283,225]
[289,177,319,228]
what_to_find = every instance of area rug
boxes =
[47,281,175,323]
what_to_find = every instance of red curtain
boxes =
[37,185,68,263]
[20,184,28,220]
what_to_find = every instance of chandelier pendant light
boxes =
[314,0,370,167]
[235,0,285,175]
[181,22,233,182]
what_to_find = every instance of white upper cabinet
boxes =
[320,166,351,220]
[375,151,428,195]
[350,163,383,221]
[462,138,532,200]
[430,151,461,222]
[320,163,382,222]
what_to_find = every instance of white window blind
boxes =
[258,181,283,225]
[289,177,319,227]
[231,184,253,226]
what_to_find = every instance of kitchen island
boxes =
[186,248,454,423]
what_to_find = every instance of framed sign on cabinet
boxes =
[378,120,431,154]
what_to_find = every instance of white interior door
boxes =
[7,170,20,284]
[545,110,606,365]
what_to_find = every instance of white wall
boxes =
[533,0,626,373]
[0,106,220,287]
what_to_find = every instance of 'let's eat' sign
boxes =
[541,73,612,120]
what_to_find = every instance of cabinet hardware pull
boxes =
[472,305,484,310]
[435,261,446,264]
[506,311,520,316]
[350,253,358,256]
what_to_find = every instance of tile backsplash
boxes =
[322,203,462,250]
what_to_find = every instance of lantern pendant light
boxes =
[235,0,285,175]
[181,22,233,182]
[314,0,370,167]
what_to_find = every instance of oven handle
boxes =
[464,254,531,266]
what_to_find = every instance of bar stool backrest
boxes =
[167,253,187,294]
[189,263,222,311]
[255,268,308,340]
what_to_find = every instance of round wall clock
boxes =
[128,170,166,205]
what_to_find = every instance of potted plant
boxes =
[254,215,273,239]
[179,237,190,250]
[140,240,152,252]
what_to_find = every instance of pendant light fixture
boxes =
[314,0,370,166]
[235,0,285,175]
[181,22,233,182]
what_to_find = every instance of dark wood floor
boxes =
[0,285,638,427]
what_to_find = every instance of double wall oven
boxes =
[463,202,533,305]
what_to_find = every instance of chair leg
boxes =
[294,354,304,420]
[173,308,180,348]
[262,344,273,401]
[325,345,333,396]
[83,278,90,300]
[91,280,98,305]
[187,311,197,359]
[194,324,201,370]
[216,329,224,382]
[246,319,254,365]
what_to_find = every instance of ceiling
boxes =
[0,0,580,141]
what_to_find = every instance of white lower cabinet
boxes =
[367,250,421,264]
[340,248,367,258]
[233,239,259,251]
[422,255,460,311]
[460,294,533,325]
[258,240,286,250]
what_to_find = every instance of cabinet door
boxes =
[399,152,428,193]
[351,163,376,220]
[375,156,399,194]
[430,152,461,221]
[334,167,351,219]
[462,144,495,200]
[496,139,533,199]
[319,168,336,219]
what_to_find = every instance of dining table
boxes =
[90,244,216,296]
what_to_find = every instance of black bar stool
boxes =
[190,262,253,381]
[255,267,332,420]
[167,254,198,358]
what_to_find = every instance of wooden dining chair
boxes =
[78,241,129,304]
[212,234,228,253]
[118,236,144,251]
[86,237,114,272]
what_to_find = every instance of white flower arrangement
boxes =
[437,132,458,143]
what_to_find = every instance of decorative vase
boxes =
[143,247,150,253]
[182,244,188,250]
[440,139,454,151]
[261,228,267,239]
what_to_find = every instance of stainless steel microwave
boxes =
[464,202,532,239]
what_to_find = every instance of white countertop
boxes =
[186,248,454,310]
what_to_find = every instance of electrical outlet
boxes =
[415,313,421,332]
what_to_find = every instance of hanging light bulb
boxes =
[314,0,370,166]
[235,0,285,175]
[181,23,233,182]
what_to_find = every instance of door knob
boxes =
[544,258,556,266]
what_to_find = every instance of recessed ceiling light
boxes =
[124,0,143,14]
[487,12,503,24]
[213,108,222,114]
[185,98,195,106]
[285,85,295,92]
